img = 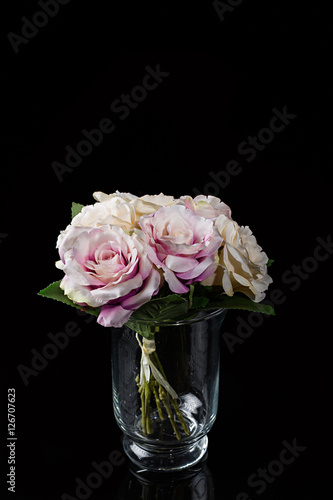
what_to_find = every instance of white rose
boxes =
[94,191,176,223]
[132,193,176,220]
[202,214,272,302]
[179,195,232,220]
[56,192,136,251]
[75,195,135,229]
[56,191,177,251]
[93,190,138,204]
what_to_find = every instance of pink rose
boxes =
[139,205,223,293]
[56,225,161,327]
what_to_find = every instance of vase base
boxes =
[122,435,208,472]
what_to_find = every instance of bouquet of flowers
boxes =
[39,191,274,439]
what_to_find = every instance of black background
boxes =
[1,1,332,498]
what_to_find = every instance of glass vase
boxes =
[111,308,227,471]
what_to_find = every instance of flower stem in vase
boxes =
[158,384,182,441]
[151,349,190,437]
[135,330,190,440]
[152,379,164,421]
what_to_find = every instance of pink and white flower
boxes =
[56,225,161,327]
[139,205,223,293]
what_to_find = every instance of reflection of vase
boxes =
[111,309,226,471]
[117,461,215,499]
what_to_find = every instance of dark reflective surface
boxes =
[117,457,215,500]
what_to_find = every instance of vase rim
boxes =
[128,308,226,327]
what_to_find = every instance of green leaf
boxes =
[189,284,275,315]
[125,320,153,339]
[131,294,189,322]
[191,295,209,309]
[267,259,274,267]
[125,294,190,338]
[206,294,275,316]
[71,202,84,220]
[38,281,100,317]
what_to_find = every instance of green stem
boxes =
[143,370,152,435]
[152,378,164,421]
[151,351,167,378]
[171,398,189,436]
[159,385,181,441]
[136,331,189,440]
[152,350,189,436]
[141,384,146,435]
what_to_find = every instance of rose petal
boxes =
[163,268,189,293]
[222,270,233,297]
[97,305,133,328]
[176,257,214,280]
[122,268,161,309]
[91,273,143,302]
[164,255,198,272]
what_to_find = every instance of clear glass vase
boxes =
[111,309,227,471]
